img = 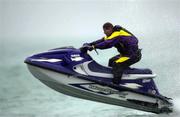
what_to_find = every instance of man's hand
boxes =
[82,43,94,51]
[87,45,94,51]
[80,44,94,53]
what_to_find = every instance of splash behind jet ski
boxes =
[24,46,173,114]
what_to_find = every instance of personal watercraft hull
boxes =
[26,63,173,114]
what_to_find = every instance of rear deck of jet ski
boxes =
[87,60,153,74]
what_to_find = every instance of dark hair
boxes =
[103,22,113,29]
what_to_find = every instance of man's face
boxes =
[103,27,113,37]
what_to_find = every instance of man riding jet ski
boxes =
[24,23,173,114]
[83,22,141,84]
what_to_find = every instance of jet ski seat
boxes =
[123,68,152,74]
[87,61,152,74]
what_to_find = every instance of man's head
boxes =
[103,22,113,37]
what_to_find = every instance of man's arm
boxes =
[89,38,104,46]
[94,38,119,49]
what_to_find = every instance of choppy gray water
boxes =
[1,37,180,117]
[1,0,180,117]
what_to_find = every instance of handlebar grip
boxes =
[80,46,88,53]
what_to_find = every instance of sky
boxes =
[1,0,179,41]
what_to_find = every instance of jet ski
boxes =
[24,46,173,114]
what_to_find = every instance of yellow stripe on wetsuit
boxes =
[104,30,132,40]
[115,57,130,63]
[104,30,131,63]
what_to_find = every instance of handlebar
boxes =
[80,45,98,55]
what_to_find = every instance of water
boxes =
[1,0,180,117]
[0,37,180,117]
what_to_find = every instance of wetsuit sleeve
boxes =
[94,38,119,49]
[90,38,104,46]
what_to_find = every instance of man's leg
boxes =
[112,63,125,84]
[111,57,134,84]
[111,50,142,84]
[112,60,129,84]
[108,55,120,67]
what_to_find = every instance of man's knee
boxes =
[108,55,120,67]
